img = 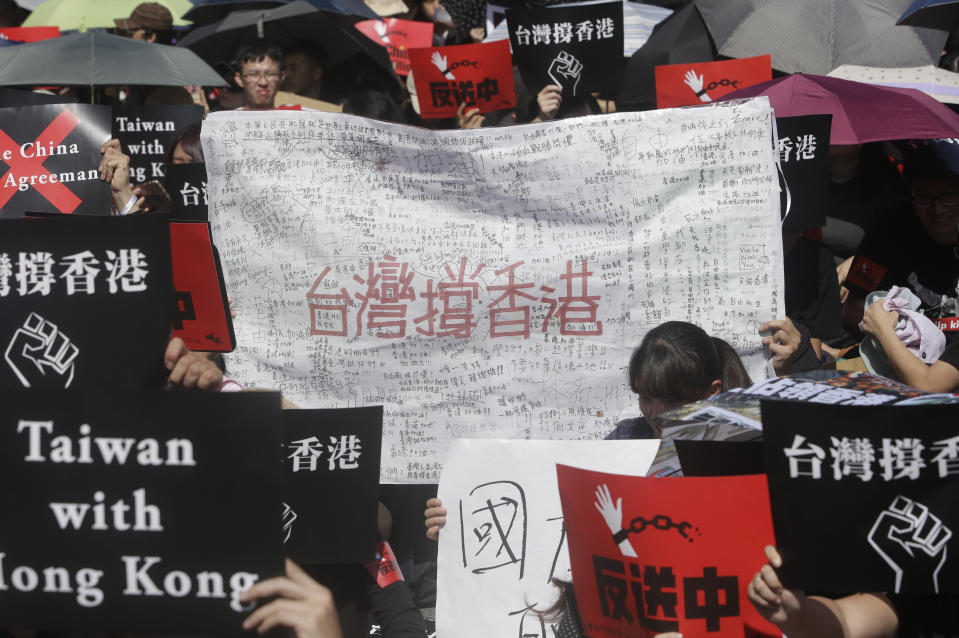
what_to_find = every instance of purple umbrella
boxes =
[718,73,959,145]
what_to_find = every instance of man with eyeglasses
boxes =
[839,144,959,387]
[233,40,287,111]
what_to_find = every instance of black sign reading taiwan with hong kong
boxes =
[113,105,204,185]
[506,1,623,97]
[282,407,383,564]
[762,400,959,596]
[0,390,285,634]
[0,103,111,217]
[0,214,173,391]
[408,40,516,119]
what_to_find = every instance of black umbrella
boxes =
[184,0,286,26]
[0,31,226,101]
[178,0,394,75]
[184,0,378,25]
[897,0,959,31]
[617,3,716,112]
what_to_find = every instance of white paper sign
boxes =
[436,438,660,638]
[201,98,783,483]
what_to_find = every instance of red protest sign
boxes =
[557,465,780,638]
[0,27,60,44]
[655,55,771,109]
[844,254,886,293]
[355,18,434,76]
[170,221,235,352]
[409,40,515,119]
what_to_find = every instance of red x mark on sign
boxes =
[0,109,82,213]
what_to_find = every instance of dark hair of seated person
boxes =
[629,321,724,402]
[712,336,752,390]
[164,122,204,165]
[343,90,399,122]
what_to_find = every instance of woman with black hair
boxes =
[606,321,749,439]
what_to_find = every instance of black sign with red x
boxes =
[0,103,111,218]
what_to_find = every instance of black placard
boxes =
[282,407,383,564]
[675,440,765,476]
[165,162,208,221]
[776,114,831,231]
[0,103,111,217]
[0,390,285,634]
[0,214,173,390]
[762,400,959,595]
[506,1,624,95]
[0,87,77,107]
[112,105,203,185]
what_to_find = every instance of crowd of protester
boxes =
[2,0,959,636]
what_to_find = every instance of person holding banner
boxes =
[234,40,287,112]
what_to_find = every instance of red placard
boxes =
[169,221,235,352]
[844,254,887,293]
[557,465,780,638]
[355,18,434,76]
[655,55,771,109]
[409,40,515,119]
[0,27,60,44]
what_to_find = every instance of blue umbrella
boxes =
[897,0,959,30]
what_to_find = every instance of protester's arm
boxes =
[164,337,224,391]
[530,85,562,123]
[366,579,428,638]
[861,302,959,392]
[760,318,819,375]
[241,559,343,638]
[424,497,446,541]
[748,545,897,638]
[99,139,141,214]
[837,255,854,304]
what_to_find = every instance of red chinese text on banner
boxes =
[169,221,235,352]
[409,40,515,119]
[355,18,434,76]
[0,27,60,44]
[556,465,781,638]
[655,55,772,109]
